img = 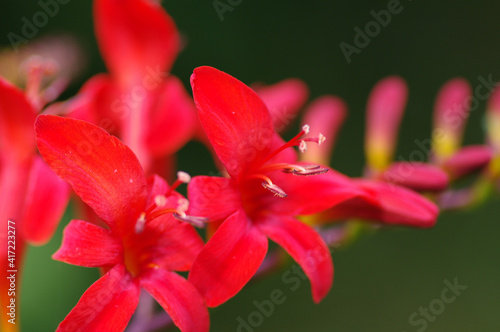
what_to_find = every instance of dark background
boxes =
[2,0,500,331]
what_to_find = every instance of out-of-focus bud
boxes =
[487,85,500,153]
[442,145,493,180]
[365,76,408,172]
[254,78,309,132]
[381,162,449,192]
[300,95,346,165]
[432,78,471,160]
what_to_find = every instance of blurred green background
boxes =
[2,0,500,331]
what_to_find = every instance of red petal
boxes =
[191,66,275,177]
[327,180,438,228]
[365,76,408,170]
[21,156,70,245]
[35,115,148,235]
[57,264,140,332]
[254,78,309,132]
[147,215,205,271]
[57,74,123,136]
[301,95,347,165]
[145,76,196,157]
[142,268,209,332]
[267,167,368,216]
[443,145,493,180]
[54,74,108,122]
[0,77,37,161]
[187,176,241,222]
[188,210,268,307]
[53,219,122,267]
[258,216,333,303]
[94,0,179,86]
[381,162,449,192]
[0,160,30,236]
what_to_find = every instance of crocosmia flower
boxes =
[187,66,365,307]
[35,115,209,332]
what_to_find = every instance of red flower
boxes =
[187,66,365,307]
[35,115,209,332]
[0,78,69,332]
[49,0,196,174]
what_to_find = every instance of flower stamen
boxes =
[262,182,287,197]
[173,213,208,228]
[290,165,329,176]
[135,212,147,233]
[257,125,327,167]
[166,171,192,195]
[135,195,208,233]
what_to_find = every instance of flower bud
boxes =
[365,76,408,171]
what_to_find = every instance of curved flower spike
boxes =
[35,115,208,332]
[432,78,472,160]
[365,76,408,171]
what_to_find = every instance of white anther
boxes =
[177,198,189,213]
[135,212,147,234]
[177,171,191,183]
[318,133,326,145]
[154,195,167,207]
